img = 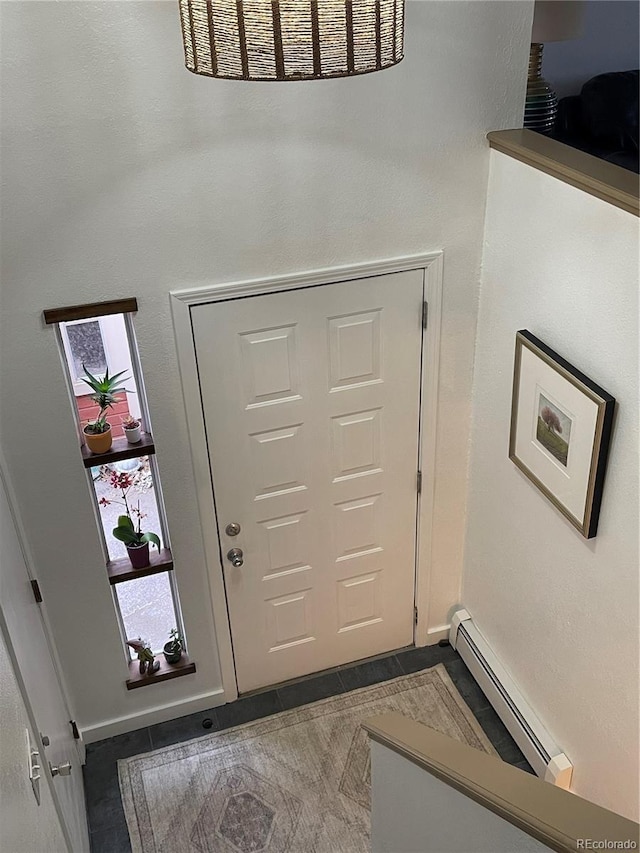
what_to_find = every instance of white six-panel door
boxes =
[192,271,423,692]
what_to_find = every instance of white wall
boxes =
[464,151,639,820]
[0,629,67,853]
[543,1,640,98]
[0,0,532,738]
[370,741,551,853]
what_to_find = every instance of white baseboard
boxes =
[81,688,227,744]
[82,623,451,743]
[421,624,451,646]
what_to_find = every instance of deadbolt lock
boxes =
[225,522,241,537]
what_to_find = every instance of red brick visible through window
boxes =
[76,395,131,438]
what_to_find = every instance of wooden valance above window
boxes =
[43,297,138,325]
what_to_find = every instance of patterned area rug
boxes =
[119,664,496,853]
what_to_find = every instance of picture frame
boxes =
[509,330,615,539]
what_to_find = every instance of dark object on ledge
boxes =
[552,70,639,173]
[126,541,150,569]
[524,43,558,135]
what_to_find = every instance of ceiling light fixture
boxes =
[179,0,404,81]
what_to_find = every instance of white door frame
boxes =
[170,252,444,703]
[0,456,89,852]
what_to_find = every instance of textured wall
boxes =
[0,1,531,737]
[463,151,639,819]
[0,630,67,853]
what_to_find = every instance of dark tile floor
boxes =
[84,645,533,852]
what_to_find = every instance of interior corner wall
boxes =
[0,0,532,737]
[463,151,639,820]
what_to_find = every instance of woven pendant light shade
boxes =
[179,0,404,81]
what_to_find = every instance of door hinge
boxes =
[422,301,429,329]
[69,721,80,740]
[417,470,422,494]
[414,606,419,626]
[30,579,43,604]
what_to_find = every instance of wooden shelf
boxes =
[44,297,138,325]
[126,655,196,690]
[81,432,155,468]
[107,548,173,585]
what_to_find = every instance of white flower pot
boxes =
[124,424,142,444]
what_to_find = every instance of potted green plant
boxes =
[81,366,130,454]
[121,414,142,444]
[99,470,161,568]
[163,628,184,664]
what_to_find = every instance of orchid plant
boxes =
[99,470,161,552]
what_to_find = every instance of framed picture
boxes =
[509,330,615,538]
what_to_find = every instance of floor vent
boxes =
[449,609,573,788]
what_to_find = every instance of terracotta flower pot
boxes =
[126,541,150,569]
[123,424,142,444]
[83,423,113,454]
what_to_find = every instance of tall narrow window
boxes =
[45,300,195,688]
[94,456,163,562]
[59,313,142,439]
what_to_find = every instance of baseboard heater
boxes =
[449,609,573,789]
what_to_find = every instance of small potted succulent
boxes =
[163,628,184,664]
[121,414,142,444]
[81,366,130,454]
[99,470,161,568]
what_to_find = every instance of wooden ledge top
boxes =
[43,297,138,325]
[80,431,155,468]
[126,655,195,690]
[107,547,173,585]
[364,712,639,853]
[488,129,639,217]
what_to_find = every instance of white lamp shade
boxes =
[532,0,584,43]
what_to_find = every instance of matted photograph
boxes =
[509,331,615,539]
[536,393,572,466]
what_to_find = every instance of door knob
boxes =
[50,762,72,777]
[227,548,244,567]
[225,522,241,537]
